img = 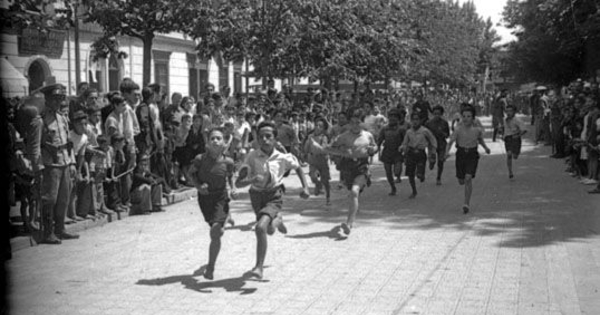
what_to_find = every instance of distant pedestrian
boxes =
[445,105,491,214]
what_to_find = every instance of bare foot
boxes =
[409,192,417,199]
[203,266,214,280]
[341,223,351,235]
[249,266,263,279]
[271,214,287,234]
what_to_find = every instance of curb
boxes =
[9,188,198,253]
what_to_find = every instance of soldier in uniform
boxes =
[39,84,80,244]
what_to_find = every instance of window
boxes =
[153,50,171,99]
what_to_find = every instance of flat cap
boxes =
[37,83,66,97]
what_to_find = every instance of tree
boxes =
[502,0,600,85]
[83,0,201,86]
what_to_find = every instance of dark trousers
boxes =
[41,166,71,236]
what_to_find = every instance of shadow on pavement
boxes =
[286,226,347,241]
[270,120,600,249]
[136,266,268,295]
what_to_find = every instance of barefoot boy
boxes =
[377,109,407,195]
[188,128,236,280]
[445,105,491,214]
[501,104,527,179]
[304,117,332,204]
[315,108,378,235]
[400,112,437,198]
[236,121,310,279]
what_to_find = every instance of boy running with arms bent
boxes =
[236,121,310,279]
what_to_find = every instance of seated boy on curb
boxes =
[187,127,236,280]
[235,121,310,279]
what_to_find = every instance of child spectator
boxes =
[130,154,164,215]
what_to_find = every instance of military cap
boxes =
[38,83,67,98]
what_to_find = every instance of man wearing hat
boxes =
[38,83,80,244]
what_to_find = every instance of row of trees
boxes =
[502,0,600,85]
[5,0,499,90]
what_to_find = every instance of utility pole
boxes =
[74,0,81,88]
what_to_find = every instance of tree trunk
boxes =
[142,33,154,87]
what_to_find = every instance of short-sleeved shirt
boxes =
[503,116,526,137]
[305,133,329,166]
[189,154,234,193]
[69,131,88,157]
[402,126,437,151]
[425,118,450,145]
[378,124,406,156]
[331,129,376,159]
[242,148,300,191]
[276,123,299,147]
[450,124,483,148]
[41,111,72,166]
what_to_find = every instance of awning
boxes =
[0,58,29,97]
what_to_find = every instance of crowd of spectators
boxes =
[8,73,599,242]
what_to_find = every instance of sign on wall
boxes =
[18,28,66,59]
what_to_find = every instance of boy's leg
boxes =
[463,174,473,213]
[383,163,396,195]
[251,215,271,279]
[342,176,366,235]
[205,223,224,280]
[394,161,403,183]
[507,153,514,178]
[416,153,426,182]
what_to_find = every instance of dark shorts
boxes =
[504,136,522,157]
[198,191,230,226]
[249,187,283,220]
[309,162,330,181]
[436,142,447,158]
[339,157,369,190]
[455,147,479,180]
[405,148,427,178]
[380,150,404,164]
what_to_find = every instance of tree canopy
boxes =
[502,0,600,85]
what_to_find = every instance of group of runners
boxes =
[187,100,527,280]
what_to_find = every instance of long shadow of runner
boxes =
[286,226,347,241]
[136,266,268,295]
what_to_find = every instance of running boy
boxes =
[501,104,527,179]
[187,127,237,280]
[425,105,450,185]
[377,109,407,195]
[400,112,437,198]
[235,121,310,279]
[445,105,491,214]
[314,108,378,235]
[304,117,332,204]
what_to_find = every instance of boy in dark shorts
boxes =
[501,104,527,179]
[445,105,491,214]
[377,109,407,195]
[314,108,378,235]
[235,121,310,279]
[304,117,332,204]
[425,106,450,185]
[400,112,437,198]
[188,128,237,280]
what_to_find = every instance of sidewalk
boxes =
[8,186,198,252]
[6,116,600,315]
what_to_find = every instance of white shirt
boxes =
[242,148,300,191]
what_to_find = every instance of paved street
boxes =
[7,117,600,315]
